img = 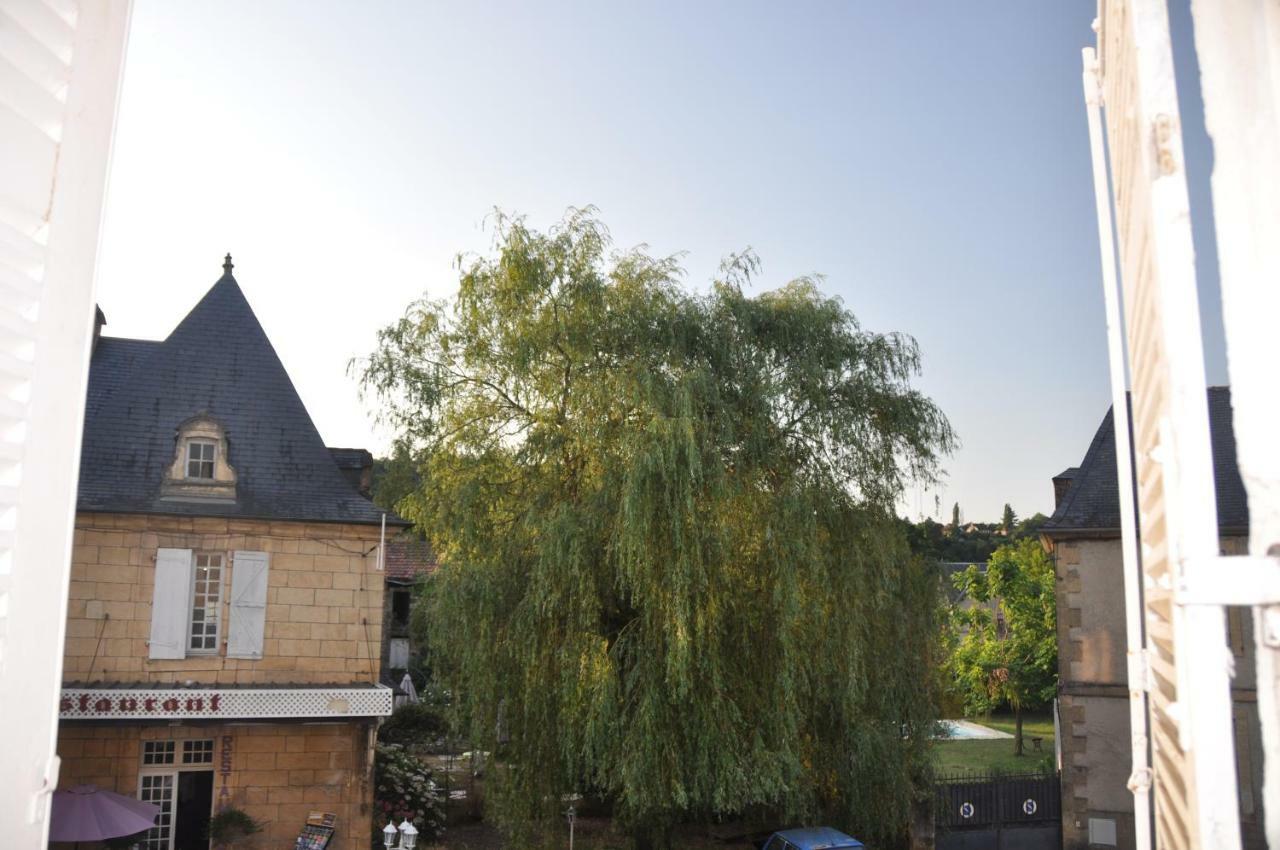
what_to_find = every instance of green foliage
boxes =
[357,209,955,848]
[1013,512,1049,539]
[1001,503,1016,534]
[372,439,424,517]
[379,699,451,748]
[900,508,1048,564]
[206,807,263,847]
[373,744,446,846]
[946,540,1057,749]
[951,502,960,529]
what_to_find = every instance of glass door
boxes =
[138,772,176,850]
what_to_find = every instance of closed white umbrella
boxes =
[399,672,419,704]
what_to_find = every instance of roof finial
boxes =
[223,253,234,275]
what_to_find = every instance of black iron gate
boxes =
[935,772,1060,850]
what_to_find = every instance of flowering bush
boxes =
[372,743,445,847]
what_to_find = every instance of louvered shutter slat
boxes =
[149,548,192,659]
[227,550,269,659]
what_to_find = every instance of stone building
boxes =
[55,258,406,849]
[1041,388,1262,850]
[380,537,437,690]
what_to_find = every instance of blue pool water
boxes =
[937,720,1012,740]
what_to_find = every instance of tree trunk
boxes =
[1014,704,1024,756]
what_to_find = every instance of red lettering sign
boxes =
[60,691,226,716]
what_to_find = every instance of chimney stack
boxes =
[1052,467,1079,509]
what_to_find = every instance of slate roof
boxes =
[1043,387,1248,534]
[78,266,401,526]
[385,537,438,583]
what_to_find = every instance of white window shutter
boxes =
[149,548,193,659]
[227,551,269,659]
[389,638,410,669]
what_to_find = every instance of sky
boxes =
[94,1,1226,523]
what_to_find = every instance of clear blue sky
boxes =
[95,1,1225,523]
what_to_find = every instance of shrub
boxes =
[206,807,263,847]
[372,743,445,847]
[378,700,449,748]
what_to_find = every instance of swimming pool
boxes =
[936,719,1014,740]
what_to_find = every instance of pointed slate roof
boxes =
[1042,387,1248,535]
[78,266,396,525]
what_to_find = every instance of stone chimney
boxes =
[329,448,374,498]
[1052,467,1079,509]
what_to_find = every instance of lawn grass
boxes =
[933,712,1057,776]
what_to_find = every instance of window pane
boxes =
[183,739,214,764]
[188,554,223,652]
[187,441,214,478]
[142,741,175,765]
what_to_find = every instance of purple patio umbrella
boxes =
[48,784,160,844]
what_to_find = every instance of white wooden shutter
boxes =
[227,550,269,659]
[389,638,409,669]
[149,548,193,659]
[0,1,133,843]
[1096,2,1243,848]
[1189,3,1280,845]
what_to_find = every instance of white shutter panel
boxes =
[149,548,193,659]
[227,550,269,659]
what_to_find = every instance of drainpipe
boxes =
[1081,44,1153,850]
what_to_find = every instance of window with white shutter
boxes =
[149,548,194,659]
[227,550,269,659]
[389,638,410,669]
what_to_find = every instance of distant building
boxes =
[1040,388,1262,850]
[381,537,438,691]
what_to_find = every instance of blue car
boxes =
[762,827,865,850]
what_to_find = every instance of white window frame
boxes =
[136,770,177,850]
[187,552,224,655]
[185,439,216,480]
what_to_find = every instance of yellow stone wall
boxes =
[55,720,377,849]
[63,513,385,685]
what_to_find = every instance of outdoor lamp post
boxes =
[383,819,419,849]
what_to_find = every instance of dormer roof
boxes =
[78,263,400,526]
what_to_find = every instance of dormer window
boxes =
[161,414,236,502]
[186,440,216,479]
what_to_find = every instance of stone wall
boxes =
[64,513,385,685]
[56,720,377,849]
[1050,533,1260,850]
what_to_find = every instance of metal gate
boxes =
[936,772,1061,850]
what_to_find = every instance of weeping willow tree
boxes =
[358,209,955,849]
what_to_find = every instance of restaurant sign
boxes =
[60,686,393,720]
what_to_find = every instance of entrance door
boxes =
[173,770,214,850]
[139,769,213,850]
